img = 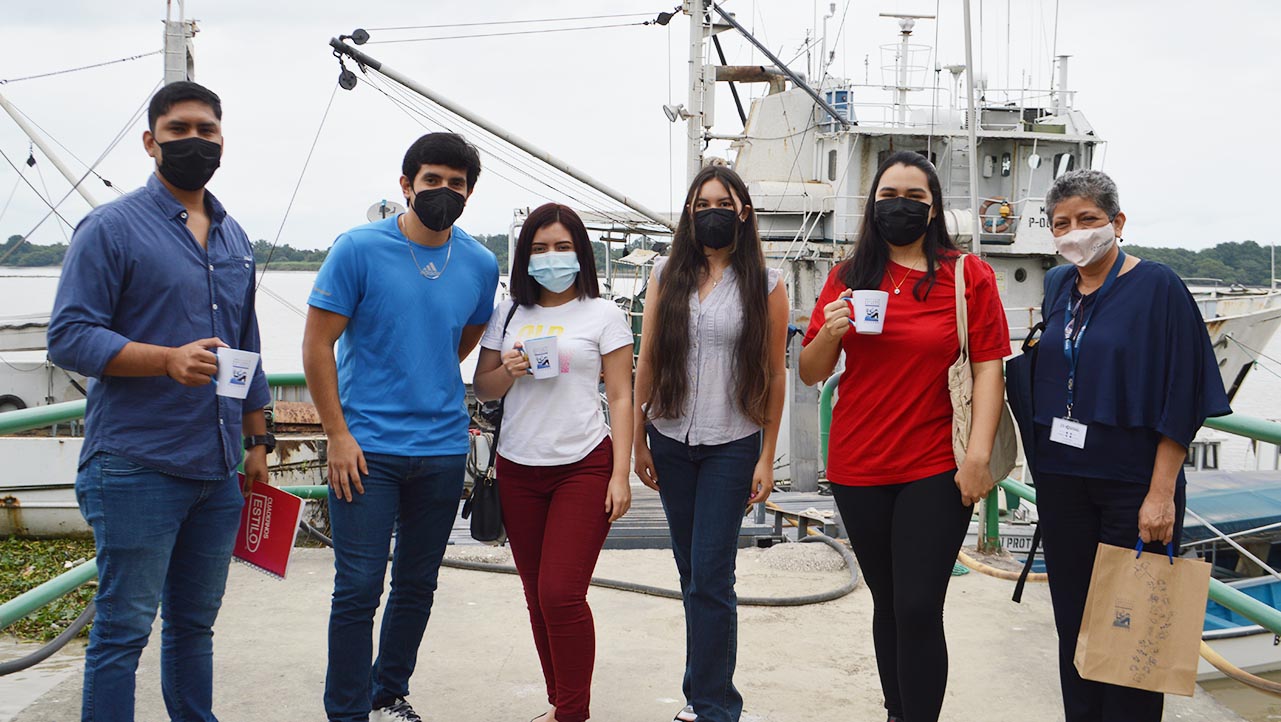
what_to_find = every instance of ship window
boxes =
[1053,152,1075,178]
[828,150,838,181]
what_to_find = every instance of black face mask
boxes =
[874,197,932,246]
[156,137,222,191]
[694,207,738,250]
[410,187,467,232]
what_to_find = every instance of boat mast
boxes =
[685,0,710,184]
[962,0,981,253]
[163,0,198,85]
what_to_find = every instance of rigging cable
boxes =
[7,103,126,196]
[31,159,70,244]
[356,72,622,224]
[359,69,645,230]
[256,82,340,287]
[0,50,162,85]
[366,22,649,45]
[0,147,74,241]
[364,12,655,32]
[0,178,20,229]
[0,81,159,265]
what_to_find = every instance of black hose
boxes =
[0,601,96,677]
[300,521,859,607]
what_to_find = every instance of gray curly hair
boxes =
[1045,169,1120,221]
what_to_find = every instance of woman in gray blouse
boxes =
[633,165,789,722]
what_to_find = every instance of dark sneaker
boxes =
[373,698,423,722]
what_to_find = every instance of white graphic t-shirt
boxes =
[480,297,634,465]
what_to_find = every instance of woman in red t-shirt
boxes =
[798,151,1010,722]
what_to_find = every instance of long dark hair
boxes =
[509,203,600,306]
[647,165,771,426]
[839,151,958,299]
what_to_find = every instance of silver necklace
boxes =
[401,216,453,280]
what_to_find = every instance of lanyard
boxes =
[1062,249,1126,419]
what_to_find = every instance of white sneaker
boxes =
[372,698,423,722]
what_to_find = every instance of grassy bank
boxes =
[0,538,96,642]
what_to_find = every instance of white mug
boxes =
[214,348,260,399]
[848,290,889,335]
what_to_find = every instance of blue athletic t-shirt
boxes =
[308,216,499,456]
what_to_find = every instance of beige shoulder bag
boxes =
[949,254,1019,482]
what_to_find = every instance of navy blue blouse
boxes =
[1032,260,1231,484]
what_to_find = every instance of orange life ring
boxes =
[979,197,1012,234]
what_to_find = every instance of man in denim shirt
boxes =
[47,81,271,722]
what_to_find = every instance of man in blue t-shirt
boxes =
[303,132,499,722]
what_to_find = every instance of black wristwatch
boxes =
[244,433,276,453]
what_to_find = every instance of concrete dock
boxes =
[1,542,1248,722]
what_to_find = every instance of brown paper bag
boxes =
[1073,542,1211,696]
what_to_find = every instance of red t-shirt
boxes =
[802,254,1011,485]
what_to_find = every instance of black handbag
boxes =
[461,302,520,544]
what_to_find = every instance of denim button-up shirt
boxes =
[48,174,271,479]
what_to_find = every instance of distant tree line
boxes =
[0,233,641,277]
[13,233,1270,285]
[1123,241,1277,287]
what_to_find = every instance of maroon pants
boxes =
[497,437,614,722]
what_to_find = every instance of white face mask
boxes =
[1053,223,1116,267]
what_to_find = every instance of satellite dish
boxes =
[1027,153,1042,170]
[366,200,406,223]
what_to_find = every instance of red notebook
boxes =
[232,479,305,580]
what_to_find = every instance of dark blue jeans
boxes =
[324,452,465,722]
[75,452,244,722]
[648,427,761,722]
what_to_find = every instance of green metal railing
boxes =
[0,483,330,630]
[0,373,314,631]
[817,377,1281,635]
[995,476,1281,637]
[0,372,310,437]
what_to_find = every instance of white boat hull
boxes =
[1199,626,1281,681]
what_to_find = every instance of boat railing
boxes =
[816,82,1075,131]
[0,373,313,635]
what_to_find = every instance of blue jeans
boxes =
[75,452,244,722]
[647,427,761,722]
[324,452,465,722]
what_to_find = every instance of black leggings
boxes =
[831,470,972,722]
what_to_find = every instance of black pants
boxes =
[1036,472,1187,722]
[831,470,972,722]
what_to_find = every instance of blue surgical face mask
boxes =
[528,251,580,293]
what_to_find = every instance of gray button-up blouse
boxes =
[647,257,782,445]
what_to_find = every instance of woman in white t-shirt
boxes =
[473,203,634,722]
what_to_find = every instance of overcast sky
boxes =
[0,0,1276,252]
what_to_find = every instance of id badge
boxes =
[1050,417,1088,449]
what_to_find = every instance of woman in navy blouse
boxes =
[1031,169,1231,722]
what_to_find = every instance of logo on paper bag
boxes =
[244,492,272,553]
[1112,600,1133,629]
